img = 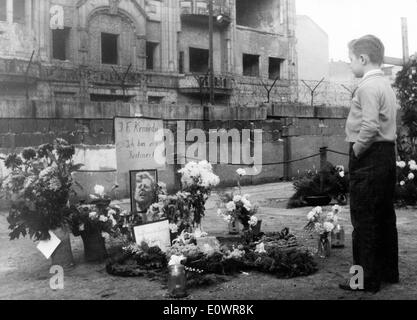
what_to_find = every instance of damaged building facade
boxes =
[0,0,297,106]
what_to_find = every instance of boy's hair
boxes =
[348,35,385,65]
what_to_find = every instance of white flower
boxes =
[94,185,105,196]
[236,168,247,176]
[249,215,258,227]
[408,160,416,167]
[400,181,406,186]
[255,242,266,254]
[101,232,110,240]
[408,173,415,180]
[312,206,322,214]
[233,195,242,203]
[168,255,186,266]
[410,164,417,171]
[99,215,108,223]
[307,211,316,221]
[397,161,406,168]
[79,224,85,231]
[339,171,345,178]
[193,228,207,238]
[108,209,116,216]
[89,211,98,219]
[323,222,335,233]
[169,223,179,234]
[332,205,341,214]
[226,201,236,212]
[336,165,345,172]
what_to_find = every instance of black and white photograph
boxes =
[0,0,417,309]
[130,169,158,214]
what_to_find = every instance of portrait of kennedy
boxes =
[130,170,158,213]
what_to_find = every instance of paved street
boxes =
[1,182,416,300]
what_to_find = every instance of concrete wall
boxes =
[0,99,355,203]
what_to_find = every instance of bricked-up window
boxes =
[146,41,158,70]
[101,33,118,65]
[13,0,25,24]
[52,28,71,61]
[0,0,6,21]
[189,47,209,73]
[269,57,284,80]
[243,54,259,77]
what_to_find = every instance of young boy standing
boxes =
[340,35,400,293]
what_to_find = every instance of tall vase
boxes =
[50,226,75,270]
[80,230,108,262]
[317,234,331,258]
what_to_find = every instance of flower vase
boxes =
[331,225,345,248]
[80,230,108,262]
[50,226,75,270]
[252,219,262,236]
[317,234,331,258]
[228,220,240,235]
[170,232,178,244]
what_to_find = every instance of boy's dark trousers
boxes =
[349,142,399,290]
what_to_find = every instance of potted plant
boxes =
[0,139,82,268]
[69,185,131,262]
[287,163,348,208]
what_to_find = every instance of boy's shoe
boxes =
[338,279,380,293]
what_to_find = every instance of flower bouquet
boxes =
[69,185,133,261]
[178,160,220,226]
[395,159,417,206]
[304,205,341,258]
[218,193,260,243]
[0,139,82,267]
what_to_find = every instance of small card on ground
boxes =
[37,231,61,259]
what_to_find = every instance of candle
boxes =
[167,264,188,298]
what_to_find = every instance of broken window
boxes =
[0,0,6,21]
[146,42,159,70]
[269,57,284,80]
[189,47,209,73]
[148,96,164,104]
[101,33,118,65]
[13,0,25,24]
[52,28,71,61]
[243,54,259,77]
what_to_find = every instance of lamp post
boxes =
[208,0,215,105]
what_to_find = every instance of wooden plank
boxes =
[384,56,404,66]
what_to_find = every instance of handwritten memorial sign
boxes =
[133,220,171,252]
[114,117,165,173]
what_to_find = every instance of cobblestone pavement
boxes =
[1,182,416,300]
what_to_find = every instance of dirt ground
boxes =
[0,182,416,300]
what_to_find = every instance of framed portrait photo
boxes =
[129,169,158,214]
